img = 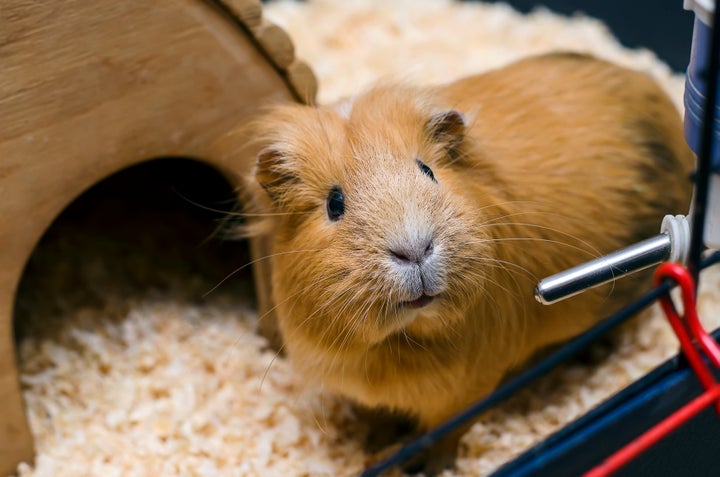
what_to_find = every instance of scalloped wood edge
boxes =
[223,0,318,104]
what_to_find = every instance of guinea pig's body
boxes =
[244,53,693,463]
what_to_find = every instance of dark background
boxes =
[480,0,695,72]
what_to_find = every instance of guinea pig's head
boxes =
[251,86,493,350]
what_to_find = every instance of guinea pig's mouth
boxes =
[401,294,435,309]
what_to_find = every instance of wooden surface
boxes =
[0,0,314,473]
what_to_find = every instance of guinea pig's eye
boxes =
[326,186,345,221]
[417,159,437,183]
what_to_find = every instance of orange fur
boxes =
[237,53,693,466]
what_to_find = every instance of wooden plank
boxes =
[251,19,296,70]
[223,0,263,29]
[287,59,318,105]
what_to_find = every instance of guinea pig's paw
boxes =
[355,406,417,453]
[363,437,458,476]
[400,445,458,477]
[401,429,464,476]
[362,443,408,477]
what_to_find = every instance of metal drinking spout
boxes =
[535,215,690,305]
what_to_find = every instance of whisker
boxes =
[475,236,599,259]
[478,221,603,258]
[203,248,324,297]
[260,341,287,392]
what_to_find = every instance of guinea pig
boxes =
[237,52,693,471]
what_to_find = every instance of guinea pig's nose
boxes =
[390,238,434,265]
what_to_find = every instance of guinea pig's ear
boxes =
[425,109,466,154]
[254,146,297,203]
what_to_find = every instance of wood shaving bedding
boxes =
[14,1,720,476]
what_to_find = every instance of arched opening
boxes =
[13,158,256,341]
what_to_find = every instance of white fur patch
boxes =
[334,96,356,119]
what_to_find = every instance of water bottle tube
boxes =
[534,215,691,305]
